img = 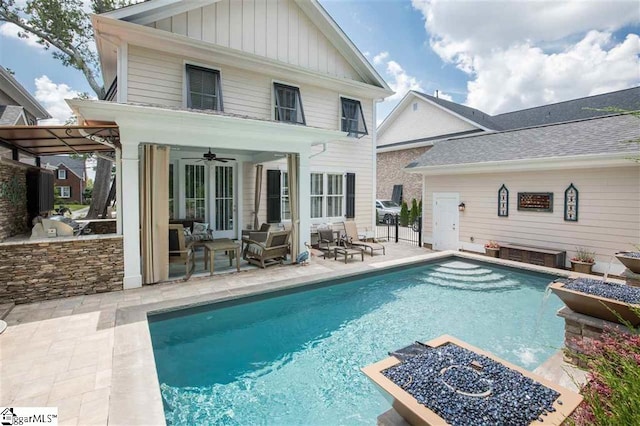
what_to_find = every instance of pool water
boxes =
[148,259,564,425]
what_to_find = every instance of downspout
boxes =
[372,98,382,233]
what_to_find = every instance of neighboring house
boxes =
[0,66,51,160]
[41,155,87,203]
[64,0,392,288]
[405,113,640,274]
[377,87,640,204]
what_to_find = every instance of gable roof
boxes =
[40,155,86,179]
[98,0,390,92]
[0,67,51,121]
[492,87,640,130]
[413,91,503,130]
[406,113,640,171]
[0,105,27,125]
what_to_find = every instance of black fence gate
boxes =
[376,214,422,247]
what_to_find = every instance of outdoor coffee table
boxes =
[334,246,364,263]
[203,239,241,275]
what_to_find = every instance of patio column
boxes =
[298,148,311,254]
[121,141,142,289]
[115,148,122,234]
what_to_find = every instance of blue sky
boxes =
[1,0,639,124]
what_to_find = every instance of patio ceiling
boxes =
[0,124,119,156]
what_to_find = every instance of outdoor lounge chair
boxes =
[244,230,291,268]
[169,224,195,279]
[342,221,385,256]
[318,228,341,259]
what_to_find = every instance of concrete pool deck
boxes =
[1,246,586,425]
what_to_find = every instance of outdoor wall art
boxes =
[564,183,579,221]
[517,192,554,212]
[498,184,509,217]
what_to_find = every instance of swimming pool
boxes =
[148,259,563,425]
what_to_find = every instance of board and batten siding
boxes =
[377,98,479,147]
[147,0,362,83]
[422,166,640,273]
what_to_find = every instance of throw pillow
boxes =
[183,227,192,237]
[193,222,209,235]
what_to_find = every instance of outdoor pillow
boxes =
[184,227,192,237]
[193,222,209,235]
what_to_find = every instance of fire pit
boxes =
[550,279,640,326]
[362,335,582,426]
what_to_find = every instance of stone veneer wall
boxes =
[0,159,29,240]
[377,147,430,203]
[559,307,634,368]
[0,235,124,304]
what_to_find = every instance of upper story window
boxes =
[341,97,368,137]
[274,83,305,125]
[57,169,67,180]
[186,64,223,111]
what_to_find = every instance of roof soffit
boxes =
[0,67,51,119]
[101,0,220,25]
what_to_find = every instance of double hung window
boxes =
[186,65,223,111]
[274,83,305,125]
[57,169,67,179]
[341,97,367,137]
[310,173,324,218]
[59,186,70,198]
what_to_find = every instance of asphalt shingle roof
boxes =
[0,105,24,125]
[491,87,640,130]
[407,114,640,169]
[415,91,503,130]
[40,155,86,178]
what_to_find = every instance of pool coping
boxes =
[108,250,591,425]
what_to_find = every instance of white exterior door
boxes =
[433,193,459,251]
[211,164,236,239]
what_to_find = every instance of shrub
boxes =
[409,199,419,224]
[572,247,596,263]
[570,311,640,425]
[399,201,409,227]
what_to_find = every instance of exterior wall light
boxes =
[458,202,466,212]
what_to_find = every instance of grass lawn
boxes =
[55,203,87,212]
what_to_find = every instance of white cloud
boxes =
[433,90,452,102]
[385,60,423,101]
[411,0,640,114]
[373,51,389,65]
[34,76,81,124]
[0,23,46,50]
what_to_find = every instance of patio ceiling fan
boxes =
[184,148,236,163]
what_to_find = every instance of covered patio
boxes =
[69,99,348,289]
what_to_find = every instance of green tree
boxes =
[399,201,409,227]
[0,0,135,218]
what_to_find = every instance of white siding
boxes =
[146,0,363,82]
[377,98,479,147]
[127,45,375,232]
[422,166,640,272]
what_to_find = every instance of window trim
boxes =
[340,96,368,138]
[273,81,306,125]
[184,62,223,111]
[57,169,67,180]
[59,186,71,198]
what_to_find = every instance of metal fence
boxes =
[376,214,422,247]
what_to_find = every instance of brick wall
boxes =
[54,164,83,203]
[0,159,29,240]
[377,147,430,203]
[0,235,124,304]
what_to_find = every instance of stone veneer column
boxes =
[120,141,142,289]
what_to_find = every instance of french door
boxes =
[211,164,235,239]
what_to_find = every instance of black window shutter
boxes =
[266,170,281,223]
[346,173,355,218]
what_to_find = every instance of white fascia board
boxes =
[412,92,493,132]
[295,0,392,94]
[68,99,348,152]
[377,141,435,153]
[405,153,638,175]
[102,0,219,25]
[92,16,392,99]
[0,67,51,119]
[376,91,418,137]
